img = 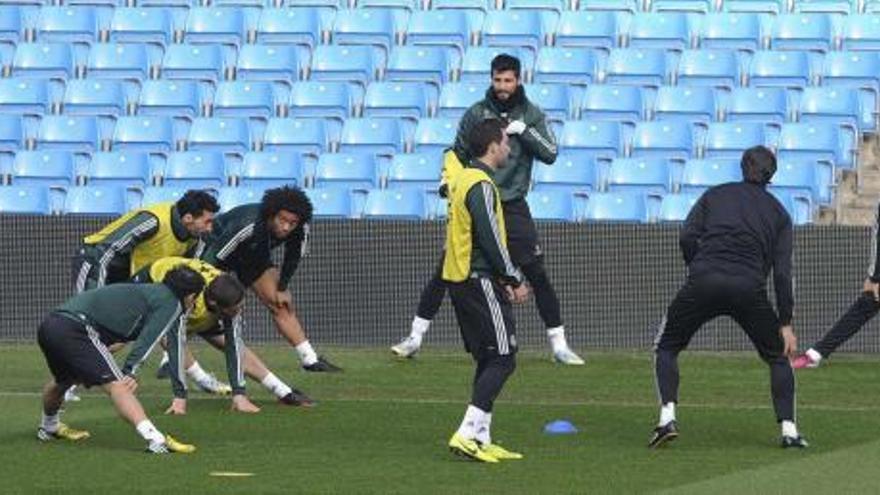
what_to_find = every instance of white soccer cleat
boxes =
[63,386,81,402]
[553,347,585,366]
[391,336,421,358]
[196,374,232,396]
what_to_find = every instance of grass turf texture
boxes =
[1,345,878,494]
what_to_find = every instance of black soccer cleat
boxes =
[156,362,170,380]
[648,421,679,449]
[279,388,316,407]
[781,435,809,449]
[302,356,343,373]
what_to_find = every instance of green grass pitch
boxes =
[1,345,879,494]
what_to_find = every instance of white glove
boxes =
[505,120,527,135]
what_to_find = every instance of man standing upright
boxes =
[392,54,584,365]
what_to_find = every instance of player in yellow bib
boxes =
[133,257,314,414]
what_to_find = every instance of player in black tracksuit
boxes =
[650,146,808,449]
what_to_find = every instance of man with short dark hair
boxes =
[393,54,584,366]
[649,145,807,449]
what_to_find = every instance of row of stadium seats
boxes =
[0,183,813,224]
[0,149,831,202]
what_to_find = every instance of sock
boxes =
[135,419,165,444]
[475,412,492,445]
[296,341,318,366]
[659,402,676,426]
[456,404,486,440]
[781,420,798,438]
[186,363,210,384]
[261,372,293,399]
[159,352,169,366]
[41,412,60,433]
[410,317,431,341]
[805,348,822,363]
[547,326,567,353]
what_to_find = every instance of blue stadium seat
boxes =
[652,86,717,126]
[793,0,857,14]
[651,0,713,13]
[37,116,101,153]
[64,186,128,215]
[606,157,671,195]
[262,118,332,155]
[37,7,99,45]
[257,8,321,49]
[162,44,227,83]
[238,152,306,188]
[580,0,638,13]
[431,0,491,20]
[437,82,484,119]
[86,151,153,187]
[770,189,813,225]
[559,120,622,160]
[584,192,648,223]
[703,122,767,159]
[13,43,75,80]
[770,14,833,53]
[554,11,618,51]
[332,9,397,53]
[0,185,51,215]
[386,152,442,190]
[533,47,597,86]
[109,7,174,47]
[772,159,832,205]
[679,158,741,193]
[604,48,669,88]
[305,187,354,218]
[0,115,23,152]
[405,10,470,54]
[747,50,812,89]
[187,117,251,154]
[86,43,152,81]
[356,0,420,13]
[12,151,76,188]
[385,46,453,87]
[775,122,843,168]
[722,87,789,125]
[137,80,204,120]
[481,11,545,56]
[527,190,576,222]
[631,121,694,161]
[212,81,278,120]
[63,79,128,117]
[522,83,571,122]
[236,44,303,84]
[722,0,786,15]
[161,151,228,189]
[0,6,24,47]
[340,118,405,156]
[626,13,691,52]
[184,7,247,46]
[657,193,700,222]
[217,186,264,212]
[675,49,740,89]
[505,0,565,14]
[412,117,458,154]
[362,188,428,220]
[113,116,176,153]
[310,45,377,87]
[821,52,880,134]
[459,47,531,82]
[139,0,198,8]
[867,0,880,13]
[841,15,880,51]
[363,82,431,121]
[288,81,355,121]
[580,84,644,125]
[314,153,378,189]
[140,186,191,208]
[0,78,51,115]
[797,87,861,135]
[698,12,762,52]
[531,152,598,194]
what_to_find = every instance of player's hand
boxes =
[120,375,138,394]
[231,394,261,414]
[863,278,880,302]
[165,398,187,415]
[274,289,293,309]
[506,284,529,304]
[780,325,797,358]
[505,120,527,135]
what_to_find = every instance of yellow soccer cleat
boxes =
[482,443,523,460]
[165,435,197,454]
[37,423,91,442]
[196,374,232,396]
[448,433,498,463]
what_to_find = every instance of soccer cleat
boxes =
[781,435,809,449]
[63,386,81,402]
[481,443,523,460]
[791,354,820,369]
[303,356,343,373]
[279,388,316,407]
[553,347,586,366]
[391,336,421,358]
[448,433,499,463]
[196,374,232,395]
[37,423,91,442]
[648,421,679,449]
[163,435,196,454]
[156,361,170,379]
[146,440,170,454]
